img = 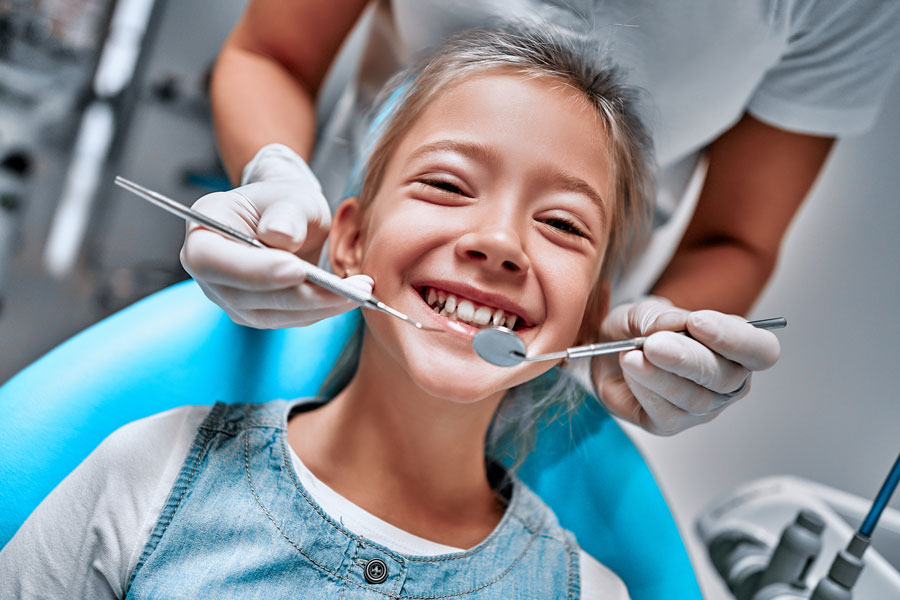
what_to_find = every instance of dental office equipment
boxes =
[113,176,437,331]
[697,451,900,600]
[472,317,787,367]
[809,450,900,599]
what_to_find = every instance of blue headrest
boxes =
[0,280,699,598]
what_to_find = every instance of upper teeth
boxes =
[422,286,520,329]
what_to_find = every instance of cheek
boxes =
[358,205,478,301]
[358,202,449,273]
[536,249,596,337]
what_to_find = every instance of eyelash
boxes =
[419,179,465,195]
[541,216,587,238]
[417,179,588,238]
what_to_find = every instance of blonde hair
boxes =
[350,23,654,341]
[334,22,655,469]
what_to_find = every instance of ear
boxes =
[328,197,366,277]
[575,281,611,346]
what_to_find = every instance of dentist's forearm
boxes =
[209,0,370,183]
[211,42,318,184]
[651,242,774,315]
[651,113,834,315]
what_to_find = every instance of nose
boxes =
[455,223,531,274]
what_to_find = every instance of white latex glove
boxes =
[180,143,373,328]
[592,297,781,435]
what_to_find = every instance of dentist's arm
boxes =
[594,113,834,434]
[211,0,369,181]
[180,0,372,328]
[653,113,834,315]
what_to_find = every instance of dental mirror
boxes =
[472,317,787,367]
[472,326,530,367]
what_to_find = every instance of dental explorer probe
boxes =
[473,317,787,367]
[114,176,440,331]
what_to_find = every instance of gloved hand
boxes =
[180,143,373,328]
[592,297,781,435]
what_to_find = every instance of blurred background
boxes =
[1,1,897,597]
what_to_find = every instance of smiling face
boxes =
[329,72,613,403]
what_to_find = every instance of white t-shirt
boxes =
[312,0,900,300]
[0,406,628,599]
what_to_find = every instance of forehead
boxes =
[388,72,612,207]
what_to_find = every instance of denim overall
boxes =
[125,400,582,599]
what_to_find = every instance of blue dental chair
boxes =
[0,280,700,599]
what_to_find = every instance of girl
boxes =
[1,23,658,598]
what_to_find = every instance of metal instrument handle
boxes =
[563,317,787,360]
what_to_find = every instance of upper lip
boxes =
[412,279,538,326]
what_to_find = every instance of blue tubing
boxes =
[860,451,900,537]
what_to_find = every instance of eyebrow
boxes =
[407,139,501,165]
[408,138,608,229]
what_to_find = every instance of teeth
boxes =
[473,306,492,325]
[456,299,475,322]
[421,286,523,330]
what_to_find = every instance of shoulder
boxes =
[68,406,213,568]
[784,0,900,27]
[776,0,900,54]
[0,405,212,598]
[103,404,212,447]
[747,0,900,136]
[96,405,212,475]
[579,550,630,600]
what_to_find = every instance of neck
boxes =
[288,330,507,546]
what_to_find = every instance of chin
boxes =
[412,365,498,404]
[402,346,545,405]
[362,311,555,405]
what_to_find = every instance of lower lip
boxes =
[418,298,480,338]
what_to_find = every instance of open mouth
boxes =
[415,285,532,332]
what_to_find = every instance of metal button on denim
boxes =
[364,558,389,584]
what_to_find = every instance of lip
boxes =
[406,280,540,347]
[418,303,491,340]
[412,280,538,326]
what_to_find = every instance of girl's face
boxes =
[330,72,613,403]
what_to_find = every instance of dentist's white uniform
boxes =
[311,0,900,300]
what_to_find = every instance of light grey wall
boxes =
[630,72,900,598]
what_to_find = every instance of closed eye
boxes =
[417,179,467,196]
[540,216,587,238]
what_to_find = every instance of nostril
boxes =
[466,250,487,260]
[502,260,519,272]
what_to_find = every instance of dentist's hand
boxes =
[592,297,781,435]
[180,143,373,328]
